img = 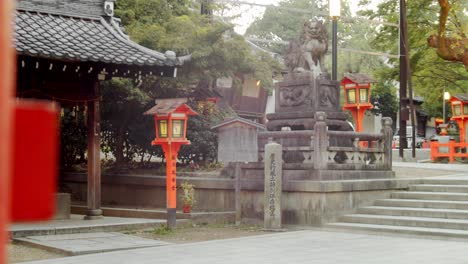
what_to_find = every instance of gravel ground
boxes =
[126,224,273,244]
[8,241,67,263]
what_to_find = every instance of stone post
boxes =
[264,139,282,230]
[234,162,242,226]
[381,117,393,170]
[313,112,328,170]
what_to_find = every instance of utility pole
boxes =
[399,0,408,158]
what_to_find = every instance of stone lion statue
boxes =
[285,20,328,75]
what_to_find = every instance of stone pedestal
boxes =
[266,72,352,132]
[264,140,282,230]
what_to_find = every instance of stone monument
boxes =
[266,19,353,144]
[252,18,393,178]
[230,19,394,226]
[263,139,282,230]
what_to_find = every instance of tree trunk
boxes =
[115,124,126,165]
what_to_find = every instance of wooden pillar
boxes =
[85,81,102,219]
[0,1,14,262]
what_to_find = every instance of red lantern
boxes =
[449,94,468,143]
[144,98,197,228]
[341,73,375,132]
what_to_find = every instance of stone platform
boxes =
[16,232,170,255]
[10,215,169,238]
[71,205,235,224]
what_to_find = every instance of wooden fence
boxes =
[430,139,468,163]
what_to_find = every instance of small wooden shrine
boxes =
[14,0,189,219]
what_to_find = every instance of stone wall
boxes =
[63,172,421,226]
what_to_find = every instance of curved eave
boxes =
[14,10,190,68]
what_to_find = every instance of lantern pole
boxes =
[329,0,340,81]
[164,140,180,229]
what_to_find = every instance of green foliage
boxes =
[101,78,156,165]
[369,80,399,122]
[246,0,321,54]
[60,108,87,170]
[245,0,385,80]
[180,181,196,206]
[117,0,280,92]
[153,224,174,235]
[61,1,279,169]
[358,0,468,119]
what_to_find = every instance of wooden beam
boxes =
[85,80,102,220]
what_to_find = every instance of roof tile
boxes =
[14,10,187,67]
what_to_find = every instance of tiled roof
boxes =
[211,117,266,130]
[144,98,198,116]
[453,94,468,102]
[14,10,190,67]
[343,73,376,84]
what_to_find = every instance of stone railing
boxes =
[314,112,393,170]
[258,112,393,171]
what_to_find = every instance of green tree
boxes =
[94,0,280,166]
[245,0,387,79]
[358,0,468,119]
[60,108,87,169]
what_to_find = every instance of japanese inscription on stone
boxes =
[268,153,276,216]
[264,140,282,230]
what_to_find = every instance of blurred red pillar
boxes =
[0,0,15,263]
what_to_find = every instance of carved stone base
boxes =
[266,113,353,132]
[271,72,352,133]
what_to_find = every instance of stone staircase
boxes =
[326,178,468,238]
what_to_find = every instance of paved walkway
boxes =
[393,161,468,172]
[23,230,468,264]
[391,162,467,178]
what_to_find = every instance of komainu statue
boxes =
[285,19,328,75]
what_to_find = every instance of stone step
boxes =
[340,214,468,230]
[374,199,468,210]
[71,205,235,225]
[423,179,468,185]
[357,206,468,219]
[10,215,169,238]
[391,191,468,201]
[409,184,468,193]
[326,222,468,239]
